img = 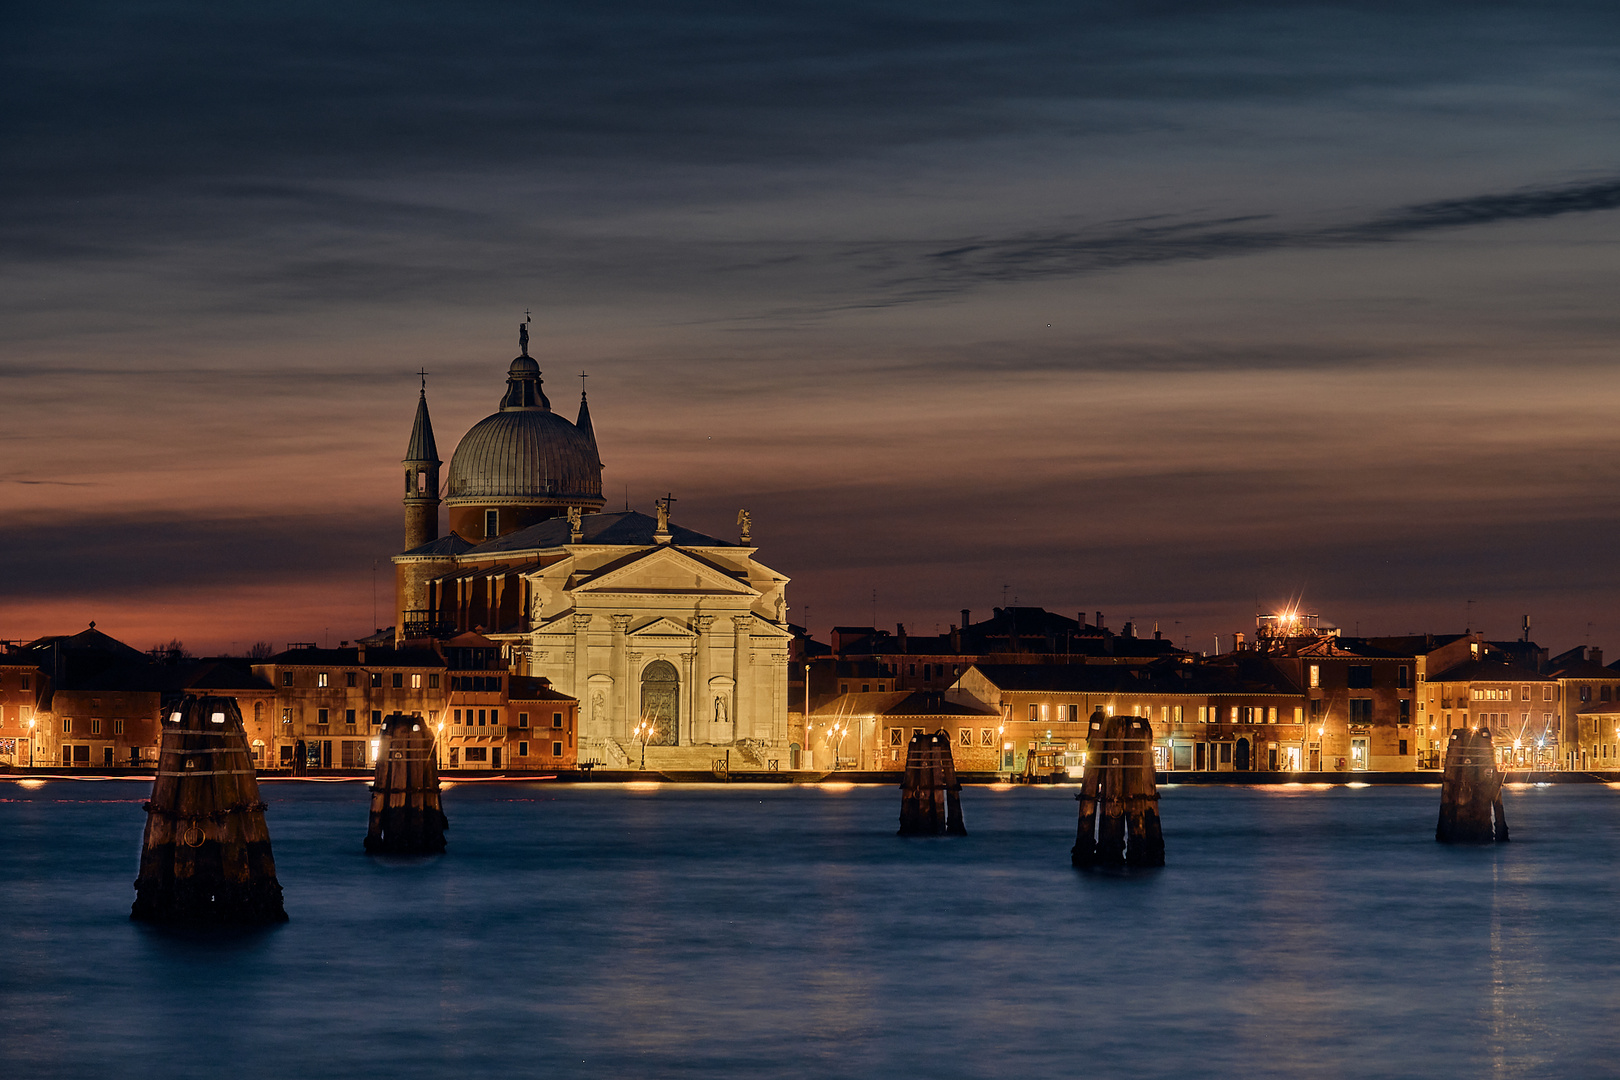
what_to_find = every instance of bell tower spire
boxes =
[403,370,442,550]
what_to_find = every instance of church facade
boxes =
[392,326,794,767]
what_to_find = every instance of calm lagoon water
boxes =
[2,780,1618,1079]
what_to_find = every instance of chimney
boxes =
[961,609,971,628]
[1592,648,1604,667]
[1234,631,1246,650]
[1095,611,1104,630]
[357,645,367,664]
[949,623,960,653]
[1122,621,1134,639]
[896,623,907,651]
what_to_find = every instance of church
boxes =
[392,325,794,768]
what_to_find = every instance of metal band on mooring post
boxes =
[1436,727,1509,843]
[898,730,966,836]
[365,712,448,854]
[132,694,287,924]
[1073,709,1164,868]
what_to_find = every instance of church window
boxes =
[318,672,328,687]
[392,673,403,688]
[283,672,293,687]
[411,674,422,689]
[553,741,563,756]
[428,674,439,689]
[485,509,498,536]
[345,672,356,688]
[553,713,563,728]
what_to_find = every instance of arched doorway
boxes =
[1235,737,1250,771]
[641,660,680,745]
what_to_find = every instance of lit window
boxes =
[318,672,328,687]
[281,709,292,724]
[1309,665,1320,688]
[411,673,422,689]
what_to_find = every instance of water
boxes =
[2,780,1617,1079]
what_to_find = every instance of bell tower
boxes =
[403,372,441,550]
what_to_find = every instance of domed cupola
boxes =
[444,322,606,543]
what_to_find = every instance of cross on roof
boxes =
[416,368,429,392]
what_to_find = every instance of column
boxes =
[731,615,752,741]
[693,615,714,743]
[610,614,631,739]
[572,613,593,732]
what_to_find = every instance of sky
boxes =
[4,1,1620,655]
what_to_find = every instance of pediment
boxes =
[574,546,757,598]
[627,616,696,639]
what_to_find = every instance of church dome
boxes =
[444,336,604,509]
[446,408,602,501]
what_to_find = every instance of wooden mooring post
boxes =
[1436,727,1509,843]
[898,730,966,836]
[365,712,448,854]
[131,694,287,924]
[1073,709,1164,868]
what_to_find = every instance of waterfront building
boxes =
[392,328,793,769]
[817,608,1186,703]
[1255,632,1418,772]
[1422,648,1556,770]
[954,657,1306,774]
[809,690,1001,771]
[1545,647,1620,770]
[250,644,447,770]
[0,647,46,767]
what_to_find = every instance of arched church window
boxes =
[640,660,679,746]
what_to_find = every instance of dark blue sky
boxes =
[5,1,1620,651]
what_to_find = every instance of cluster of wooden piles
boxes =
[365,711,448,854]
[898,730,966,836]
[131,694,287,924]
[1072,709,1165,869]
[1436,727,1510,843]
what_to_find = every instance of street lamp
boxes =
[633,714,658,770]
